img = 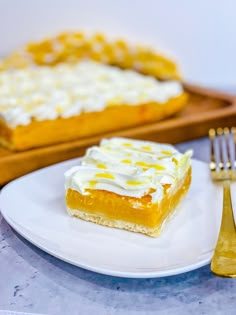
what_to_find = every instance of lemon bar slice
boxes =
[65,137,192,237]
[0,61,187,151]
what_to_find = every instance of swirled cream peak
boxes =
[65,137,192,203]
[0,61,183,128]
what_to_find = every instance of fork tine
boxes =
[216,128,224,170]
[209,128,216,172]
[231,127,236,169]
[223,127,232,170]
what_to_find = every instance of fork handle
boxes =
[221,181,236,237]
[221,180,235,226]
[211,181,236,277]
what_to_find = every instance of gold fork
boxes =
[209,127,236,277]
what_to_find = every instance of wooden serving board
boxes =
[0,83,235,185]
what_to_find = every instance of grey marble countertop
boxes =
[0,137,236,315]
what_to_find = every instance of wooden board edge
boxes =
[183,82,236,102]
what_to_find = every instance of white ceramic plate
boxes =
[0,158,224,278]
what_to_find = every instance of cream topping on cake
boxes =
[65,138,192,203]
[0,61,183,128]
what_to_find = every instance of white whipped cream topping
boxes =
[0,61,183,128]
[0,107,31,126]
[65,137,192,203]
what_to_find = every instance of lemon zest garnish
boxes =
[95,173,115,179]
[141,145,152,151]
[123,143,132,147]
[172,157,178,165]
[121,159,132,164]
[56,106,62,113]
[126,180,144,186]
[96,163,107,169]
[135,161,165,170]
[89,180,98,188]
[161,150,173,156]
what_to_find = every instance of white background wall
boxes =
[0,0,235,89]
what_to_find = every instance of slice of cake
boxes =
[65,137,192,237]
[0,61,187,151]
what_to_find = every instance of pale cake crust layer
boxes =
[67,209,158,237]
